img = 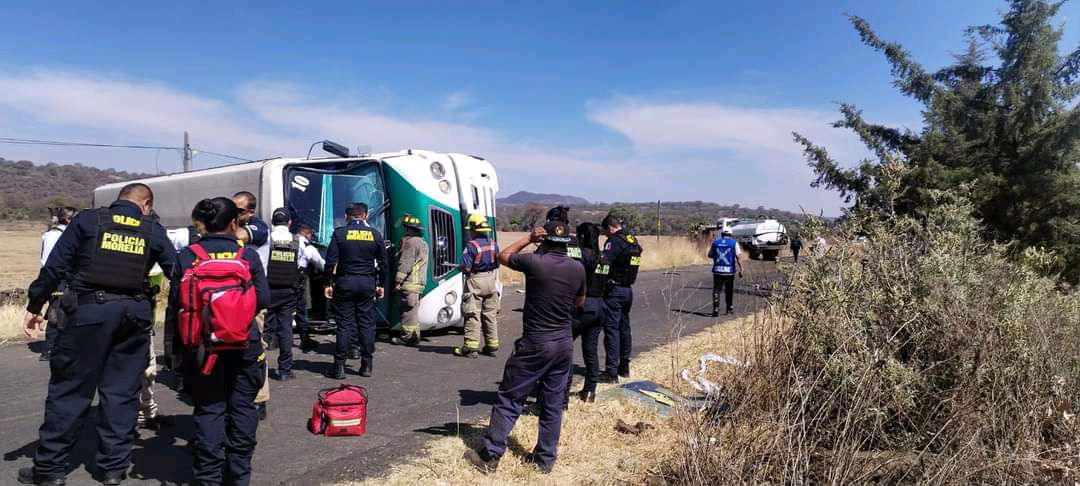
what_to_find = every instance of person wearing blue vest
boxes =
[708,228,744,317]
[454,213,501,358]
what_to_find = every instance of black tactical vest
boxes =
[79,209,152,293]
[267,235,302,288]
[587,249,612,298]
[608,232,643,286]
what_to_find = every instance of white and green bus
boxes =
[93,149,500,332]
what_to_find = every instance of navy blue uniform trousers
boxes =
[332,275,377,363]
[568,297,605,394]
[266,288,297,373]
[602,286,633,375]
[34,298,152,478]
[483,335,573,470]
[184,350,265,486]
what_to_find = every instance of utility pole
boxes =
[656,200,661,243]
[182,131,191,172]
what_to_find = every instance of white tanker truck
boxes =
[728,219,787,261]
[93,147,499,332]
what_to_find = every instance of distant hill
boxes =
[0,158,153,220]
[495,197,811,236]
[497,191,589,206]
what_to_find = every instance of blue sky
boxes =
[0,1,1075,215]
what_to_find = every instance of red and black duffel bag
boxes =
[308,384,368,437]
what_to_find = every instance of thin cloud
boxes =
[442,90,472,112]
[587,98,866,164]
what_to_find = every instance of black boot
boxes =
[577,388,597,403]
[358,361,372,377]
[324,360,346,379]
[299,334,318,353]
[464,449,499,473]
[618,361,630,378]
[17,467,65,486]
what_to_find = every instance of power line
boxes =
[0,136,253,163]
[0,137,180,151]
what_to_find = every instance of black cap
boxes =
[271,207,291,225]
[543,220,573,244]
[546,205,570,224]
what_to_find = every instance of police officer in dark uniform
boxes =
[565,222,608,405]
[19,183,177,486]
[266,208,307,381]
[464,221,586,475]
[323,203,388,379]
[599,213,643,383]
[170,197,270,486]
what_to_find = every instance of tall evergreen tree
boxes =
[796,0,1080,282]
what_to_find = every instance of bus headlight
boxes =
[430,161,445,178]
[438,306,453,324]
[438,179,452,194]
[444,291,457,306]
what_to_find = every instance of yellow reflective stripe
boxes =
[330,418,363,427]
[463,339,480,349]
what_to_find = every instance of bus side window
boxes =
[471,185,479,210]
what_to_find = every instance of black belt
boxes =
[77,290,142,306]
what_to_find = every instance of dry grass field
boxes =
[0,222,48,291]
[351,313,756,485]
[496,232,710,286]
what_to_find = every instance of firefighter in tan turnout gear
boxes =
[391,214,428,346]
[454,214,501,358]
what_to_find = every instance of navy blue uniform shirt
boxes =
[167,233,271,359]
[508,248,586,340]
[27,200,177,314]
[462,235,500,273]
[325,220,389,282]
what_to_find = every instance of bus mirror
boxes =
[322,140,350,158]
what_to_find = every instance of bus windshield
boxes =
[284,161,386,245]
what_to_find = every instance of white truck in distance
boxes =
[728,219,788,261]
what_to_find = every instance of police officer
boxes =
[565,222,608,404]
[391,214,428,347]
[232,191,271,420]
[294,223,324,353]
[708,228,744,316]
[324,203,388,379]
[266,208,322,380]
[19,183,176,486]
[464,221,585,475]
[453,213,500,358]
[599,213,643,383]
[38,206,78,362]
[170,197,270,486]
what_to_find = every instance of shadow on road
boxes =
[3,409,194,485]
[458,389,497,406]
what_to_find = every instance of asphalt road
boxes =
[0,260,783,485]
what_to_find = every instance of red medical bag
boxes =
[308,384,368,437]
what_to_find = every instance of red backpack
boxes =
[178,243,258,375]
[308,384,368,437]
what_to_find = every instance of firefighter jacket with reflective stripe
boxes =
[395,235,429,293]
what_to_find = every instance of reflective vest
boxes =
[608,232,643,286]
[467,237,499,273]
[78,209,152,293]
[711,238,738,275]
[267,235,302,288]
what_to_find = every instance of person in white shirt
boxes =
[38,207,77,361]
[293,223,323,353]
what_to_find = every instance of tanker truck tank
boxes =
[730,219,788,261]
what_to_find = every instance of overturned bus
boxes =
[92,149,500,332]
